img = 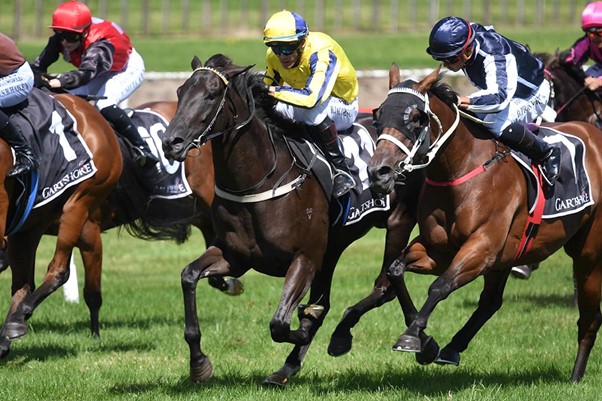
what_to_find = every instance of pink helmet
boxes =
[49,1,92,33]
[582,1,602,31]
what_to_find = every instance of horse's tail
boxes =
[108,139,204,244]
[120,197,203,244]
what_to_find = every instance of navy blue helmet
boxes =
[427,17,475,61]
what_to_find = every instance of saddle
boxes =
[286,122,391,227]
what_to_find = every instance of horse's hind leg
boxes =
[571,260,602,382]
[1,231,41,340]
[77,219,103,337]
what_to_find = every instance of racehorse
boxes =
[161,54,423,386]
[368,64,602,382]
[539,51,602,126]
[69,100,242,338]
[0,91,122,357]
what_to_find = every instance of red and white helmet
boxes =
[582,1,602,31]
[49,1,92,33]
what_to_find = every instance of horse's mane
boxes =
[535,50,586,84]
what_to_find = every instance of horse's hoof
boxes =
[190,358,214,383]
[392,334,421,353]
[327,334,353,357]
[435,345,460,366]
[224,278,244,296]
[0,338,11,359]
[415,335,440,365]
[2,321,27,340]
[262,372,289,387]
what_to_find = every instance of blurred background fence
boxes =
[1,0,585,40]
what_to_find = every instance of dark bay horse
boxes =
[161,54,422,386]
[0,92,122,356]
[69,100,242,338]
[539,51,602,126]
[368,65,602,382]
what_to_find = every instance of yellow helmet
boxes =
[263,10,309,44]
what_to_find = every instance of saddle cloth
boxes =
[287,122,391,226]
[9,88,97,209]
[128,108,192,199]
[513,126,593,219]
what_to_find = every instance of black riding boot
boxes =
[100,105,159,167]
[499,122,561,186]
[0,110,39,177]
[315,118,355,197]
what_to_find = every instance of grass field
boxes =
[0,227,599,400]
[0,17,600,401]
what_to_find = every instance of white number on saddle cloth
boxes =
[340,124,374,191]
[137,122,181,175]
[49,110,77,162]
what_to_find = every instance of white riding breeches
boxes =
[67,48,145,110]
[478,79,551,137]
[274,95,359,131]
[0,62,34,108]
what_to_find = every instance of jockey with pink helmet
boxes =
[565,2,602,91]
[32,1,158,167]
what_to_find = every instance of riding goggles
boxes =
[587,30,602,38]
[268,41,301,56]
[54,30,82,43]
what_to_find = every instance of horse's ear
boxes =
[416,66,440,93]
[191,56,202,71]
[389,63,401,89]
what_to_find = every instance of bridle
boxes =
[187,66,306,203]
[188,66,255,148]
[376,86,460,178]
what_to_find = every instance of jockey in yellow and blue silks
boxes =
[262,10,357,197]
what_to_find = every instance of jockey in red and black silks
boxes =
[32,1,158,167]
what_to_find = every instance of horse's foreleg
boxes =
[387,240,440,363]
[182,245,238,383]
[392,239,487,358]
[328,271,396,357]
[265,257,336,387]
[329,213,414,357]
[436,269,510,366]
[77,220,103,337]
[269,254,317,345]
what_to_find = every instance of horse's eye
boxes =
[207,91,219,101]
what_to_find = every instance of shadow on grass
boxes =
[106,364,570,398]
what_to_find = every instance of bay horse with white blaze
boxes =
[162,54,423,386]
[368,64,602,382]
[0,91,122,356]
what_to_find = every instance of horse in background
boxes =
[71,100,243,337]
[162,54,425,386]
[538,50,602,127]
[368,64,602,382]
[0,100,243,339]
[0,91,122,357]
